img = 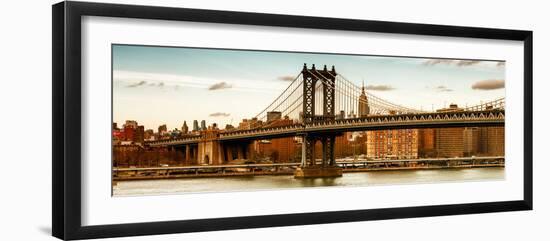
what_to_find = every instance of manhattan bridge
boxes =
[147,64,505,177]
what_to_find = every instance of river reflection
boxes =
[113,167,504,196]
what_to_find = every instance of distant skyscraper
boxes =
[134,125,145,143]
[193,120,199,131]
[123,120,138,129]
[200,120,206,130]
[181,121,189,134]
[336,110,345,120]
[144,129,154,140]
[267,111,282,123]
[358,82,370,117]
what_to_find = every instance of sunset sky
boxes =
[112,44,505,131]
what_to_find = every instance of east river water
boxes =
[113,167,504,196]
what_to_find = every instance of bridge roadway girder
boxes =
[217,119,504,142]
[146,110,505,146]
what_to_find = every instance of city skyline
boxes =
[113,44,505,130]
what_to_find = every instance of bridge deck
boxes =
[146,110,504,146]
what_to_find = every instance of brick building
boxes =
[366,129,418,159]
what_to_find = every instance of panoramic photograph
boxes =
[111,44,506,196]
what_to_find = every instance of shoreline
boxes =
[113,164,504,182]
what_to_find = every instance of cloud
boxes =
[435,85,453,92]
[365,84,395,91]
[455,60,481,67]
[114,70,275,93]
[127,80,147,88]
[277,75,295,81]
[471,79,505,90]
[209,112,230,117]
[208,82,232,90]
[423,59,481,67]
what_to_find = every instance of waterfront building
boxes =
[463,127,480,156]
[479,126,505,156]
[253,117,297,162]
[366,129,418,159]
[418,128,436,157]
[434,127,464,157]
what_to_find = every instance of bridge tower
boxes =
[296,64,342,178]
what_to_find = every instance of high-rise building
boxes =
[463,127,480,156]
[144,129,154,140]
[358,83,370,117]
[193,120,199,132]
[134,125,145,144]
[123,125,135,142]
[366,129,418,159]
[434,127,464,157]
[200,120,206,130]
[181,121,189,134]
[238,118,263,130]
[123,120,138,129]
[267,111,282,123]
[418,128,436,157]
[251,117,296,162]
[437,104,464,113]
[479,126,505,156]
[158,124,167,135]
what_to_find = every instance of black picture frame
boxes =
[52,1,533,240]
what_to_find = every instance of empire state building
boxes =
[358,83,370,117]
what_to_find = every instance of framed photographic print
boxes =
[52,1,533,240]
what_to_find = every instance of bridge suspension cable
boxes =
[313,70,423,116]
[253,66,505,126]
[254,73,304,122]
[331,72,423,114]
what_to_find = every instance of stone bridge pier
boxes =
[196,128,252,165]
